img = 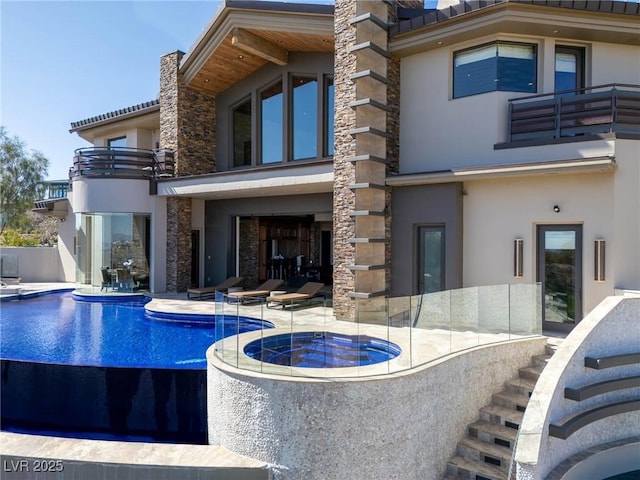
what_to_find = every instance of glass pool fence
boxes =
[213,283,542,378]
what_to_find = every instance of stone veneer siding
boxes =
[160,51,216,291]
[239,217,260,288]
[332,0,358,320]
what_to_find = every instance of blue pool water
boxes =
[244,331,402,368]
[0,291,274,443]
[0,291,273,369]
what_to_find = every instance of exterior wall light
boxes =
[595,239,606,282]
[514,238,524,278]
[553,205,560,213]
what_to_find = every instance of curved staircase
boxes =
[443,342,559,480]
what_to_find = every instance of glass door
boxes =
[418,225,445,294]
[537,225,583,332]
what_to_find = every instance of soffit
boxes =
[386,156,616,186]
[157,161,334,200]
[391,3,640,56]
[181,9,334,96]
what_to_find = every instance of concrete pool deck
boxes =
[0,283,557,479]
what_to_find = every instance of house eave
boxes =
[390,2,640,57]
[386,156,616,187]
[157,160,334,200]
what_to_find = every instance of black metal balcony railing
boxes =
[69,147,175,181]
[508,84,640,143]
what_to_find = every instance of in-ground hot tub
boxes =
[243,331,401,368]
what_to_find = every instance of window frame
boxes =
[229,70,334,169]
[231,96,253,168]
[107,136,127,148]
[453,40,538,99]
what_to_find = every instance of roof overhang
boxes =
[32,198,70,218]
[386,156,616,186]
[157,160,333,199]
[391,2,640,57]
[69,102,159,135]
[180,1,334,96]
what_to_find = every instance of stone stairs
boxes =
[442,343,558,480]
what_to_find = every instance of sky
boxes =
[1,0,239,180]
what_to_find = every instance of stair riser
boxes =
[518,368,542,382]
[492,395,528,412]
[456,446,510,472]
[503,383,534,397]
[446,465,502,480]
[469,428,514,449]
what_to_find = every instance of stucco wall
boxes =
[515,296,640,480]
[207,336,547,480]
[0,247,61,282]
[70,178,157,214]
[391,183,463,296]
[399,35,638,174]
[462,170,616,317]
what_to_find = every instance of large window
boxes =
[233,72,334,167]
[325,77,334,157]
[232,98,252,167]
[76,213,151,292]
[261,81,284,164]
[453,42,537,98]
[292,76,318,161]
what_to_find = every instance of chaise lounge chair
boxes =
[266,282,325,309]
[187,276,244,300]
[227,278,285,304]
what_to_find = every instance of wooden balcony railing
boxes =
[69,147,175,181]
[508,84,640,143]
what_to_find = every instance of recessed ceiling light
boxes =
[552,29,559,34]
[238,54,244,59]
[437,41,443,45]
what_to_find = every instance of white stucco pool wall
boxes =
[207,335,547,480]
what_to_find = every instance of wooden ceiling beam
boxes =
[231,28,288,66]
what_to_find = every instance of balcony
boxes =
[69,147,175,181]
[506,84,640,144]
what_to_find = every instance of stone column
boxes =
[239,217,260,288]
[160,51,216,292]
[333,1,425,320]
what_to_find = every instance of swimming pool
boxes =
[0,291,273,443]
[244,331,402,368]
[1,291,273,369]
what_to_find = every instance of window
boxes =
[261,81,283,164]
[417,225,445,294]
[232,98,252,167]
[232,72,334,167]
[107,136,126,148]
[453,42,537,98]
[555,46,585,94]
[325,77,334,157]
[292,76,318,161]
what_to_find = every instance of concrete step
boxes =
[503,377,537,397]
[491,391,530,412]
[457,436,512,471]
[531,354,552,369]
[468,420,518,448]
[518,364,544,382]
[446,455,507,480]
[479,404,523,429]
